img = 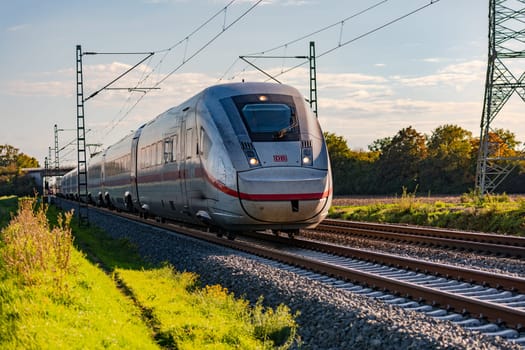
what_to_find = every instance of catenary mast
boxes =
[476,0,525,194]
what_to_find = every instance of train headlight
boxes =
[301,147,313,166]
[245,149,261,167]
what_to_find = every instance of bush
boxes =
[1,197,73,289]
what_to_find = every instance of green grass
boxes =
[0,248,160,349]
[329,192,525,236]
[0,198,299,349]
[116,267,298,349]
[0,198,158,349]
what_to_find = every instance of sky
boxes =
[1,0,520,167]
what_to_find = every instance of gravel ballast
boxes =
[64,204,521,349]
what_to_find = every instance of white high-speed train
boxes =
[61,82,332,238]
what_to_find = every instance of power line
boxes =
[154,0,263,87]
[98,0,262,144]
[223,0,442,83]
[245,0,389,56]
[128,0,238,93]
[96,1,241,144]
[318,0,441,59]
[220,0,390,82]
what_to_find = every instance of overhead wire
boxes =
[245,0,389,56]
[94,0,439,146]
[97,0,262,144]
[219,0,389,82]
[154,0,263,87]
[98,1,237,143]
[222,0,441,83]
[318,0,441,59]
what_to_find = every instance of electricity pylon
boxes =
[476,0,525,194]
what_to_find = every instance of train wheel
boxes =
[285,229,298,239]
[227,232,236,240]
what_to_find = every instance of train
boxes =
[60,82,332,238]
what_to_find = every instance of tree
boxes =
[324,132,351,162]
[324,132,352,194]
[0,144,40,196]
[17,153,39,169]
[422,124,474,193]
[368,137,392,153]
[375,126,427,193]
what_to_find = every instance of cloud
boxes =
[7,24,29,32]
[3,79,72,97]
[0,57,495,151]
[422,57,444,63]
[395,60,485,90]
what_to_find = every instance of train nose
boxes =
[237,167,331,223]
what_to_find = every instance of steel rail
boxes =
[247,232,525,294]
[63,201,525,330]
[316,219,525,258]
[322,219,525,246]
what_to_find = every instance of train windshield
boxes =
[242,104,292,134]
[229,94,299,141]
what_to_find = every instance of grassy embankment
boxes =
[330,191,525,236]
[0,196,299,349]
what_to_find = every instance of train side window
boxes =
[146,145,151,168]
[153,143,157,166]
[172,135,178,162]
[150,144,154,167]
[156,141,163,165]
[164,138,173,163]
[199,127,211,159]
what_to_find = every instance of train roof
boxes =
[201,82,302,100]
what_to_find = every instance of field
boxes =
[329,193,525,236]
[332,195,463,206]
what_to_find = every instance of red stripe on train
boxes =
[203,169,331,201]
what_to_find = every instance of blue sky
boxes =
[1,0,516,166]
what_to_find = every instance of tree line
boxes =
[325,124,525,195]
[0,144,39,196]
[1,129,524,198]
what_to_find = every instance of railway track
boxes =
[242,231,525,331]
[78,203,525,335]
[312,219,525,258]
[56,199,525,344]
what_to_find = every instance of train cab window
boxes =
[229,94,300,142]
[242,104,293,135]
